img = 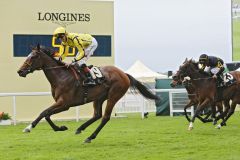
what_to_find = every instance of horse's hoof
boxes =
[188,127,193,131]
[213,121,217,125]
[60,126,68,131]
[23,128,31,133]
[221,122,226,126]
[206,119,213,122]
[84,138,91,143]
[216,124,221,129]
[75,130,82,135]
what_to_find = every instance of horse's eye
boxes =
[31,56,38,59]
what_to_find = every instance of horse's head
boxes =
[170,70,182,87]
[17,44,44,77]
[171,58,199,87]
[178,58,199,79]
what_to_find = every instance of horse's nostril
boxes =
[17,70,22,74]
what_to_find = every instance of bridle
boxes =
[25,50,67,71]
[44,66,66,70]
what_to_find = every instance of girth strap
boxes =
[69,66,80,81]
[69,66,88,103]
[83,87,88,103]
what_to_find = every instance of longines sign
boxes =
[38,12,90,22]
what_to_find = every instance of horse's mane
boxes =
[38,45,65,66]
[187,59,210,77]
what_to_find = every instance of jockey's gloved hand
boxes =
[58,57,62,62]
[64,63,71,68]
[212,75,217,79]
[72,58,77,63]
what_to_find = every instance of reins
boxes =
[191,77,213,81]
[44,66,66,70]
[43,65,80,81]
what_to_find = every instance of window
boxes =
[13,34,112,57]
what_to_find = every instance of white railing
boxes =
[0,89,194,124]
[161,89,194,117]
[115,89,194,118]
[0,92,80,125]
[115,93,156,119]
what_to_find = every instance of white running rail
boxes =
[115,89,194,119]
[0,92,80,125]
[0,89,194,124]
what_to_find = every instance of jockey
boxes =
[53,27,98,86]
[198,54,225,86]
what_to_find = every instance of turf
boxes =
[1,113,240,160]
[233,20,240,61]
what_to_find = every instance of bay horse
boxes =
[176,59,240,130]
[170,71,223,123]
[17,44,160,143]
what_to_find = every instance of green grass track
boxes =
[1,113,240,160]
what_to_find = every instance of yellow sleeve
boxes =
[73,38,85,61]
[199,64,205,70]
[59,43,68,60]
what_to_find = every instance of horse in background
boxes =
[176,59,240,130]
[17,44,160,143]
[170,70,223,124]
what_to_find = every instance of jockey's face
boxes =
[57,33,67,42]
[17,47,42,77]
[199,60,207,66]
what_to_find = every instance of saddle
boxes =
[222,72,236,87]
[215,72,236,101]
[71,64,105,87]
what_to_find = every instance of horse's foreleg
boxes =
[184,101,194,122]
[75,99,104,134]
[23,101,63,133]
[202,110,213,122]
[188,98,210,130]
[84,100,115,143]
[45,106,70,131]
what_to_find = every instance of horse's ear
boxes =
[184,58,188,63]
[191,59,197,63]
[37,44,40,51]
[29,45,34,50]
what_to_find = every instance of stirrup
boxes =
[83,79,96,86]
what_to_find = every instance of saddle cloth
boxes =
[223,72,236,87]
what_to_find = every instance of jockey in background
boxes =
[198,54,225,86]
[53,27,98,86]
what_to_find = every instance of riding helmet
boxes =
[53,27,67,38]
[199,54,208,64]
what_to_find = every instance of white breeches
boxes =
[76,37,98,66]
[210,67,220,75]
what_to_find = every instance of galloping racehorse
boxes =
[176,59,240,130]
[17,45,160,143]
[170,70,223,123]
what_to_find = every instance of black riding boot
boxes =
[217,75,224,87]
[83,72,96,86]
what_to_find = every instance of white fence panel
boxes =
[0,92,80,125]
[115,89,194,118]
[0,89,194,124]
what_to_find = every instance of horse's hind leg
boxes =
[75,98,105,134]
[217,101,237,129]
[84,99,116,143]
[215,100,230,124]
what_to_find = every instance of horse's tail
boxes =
[126,73,160,100]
